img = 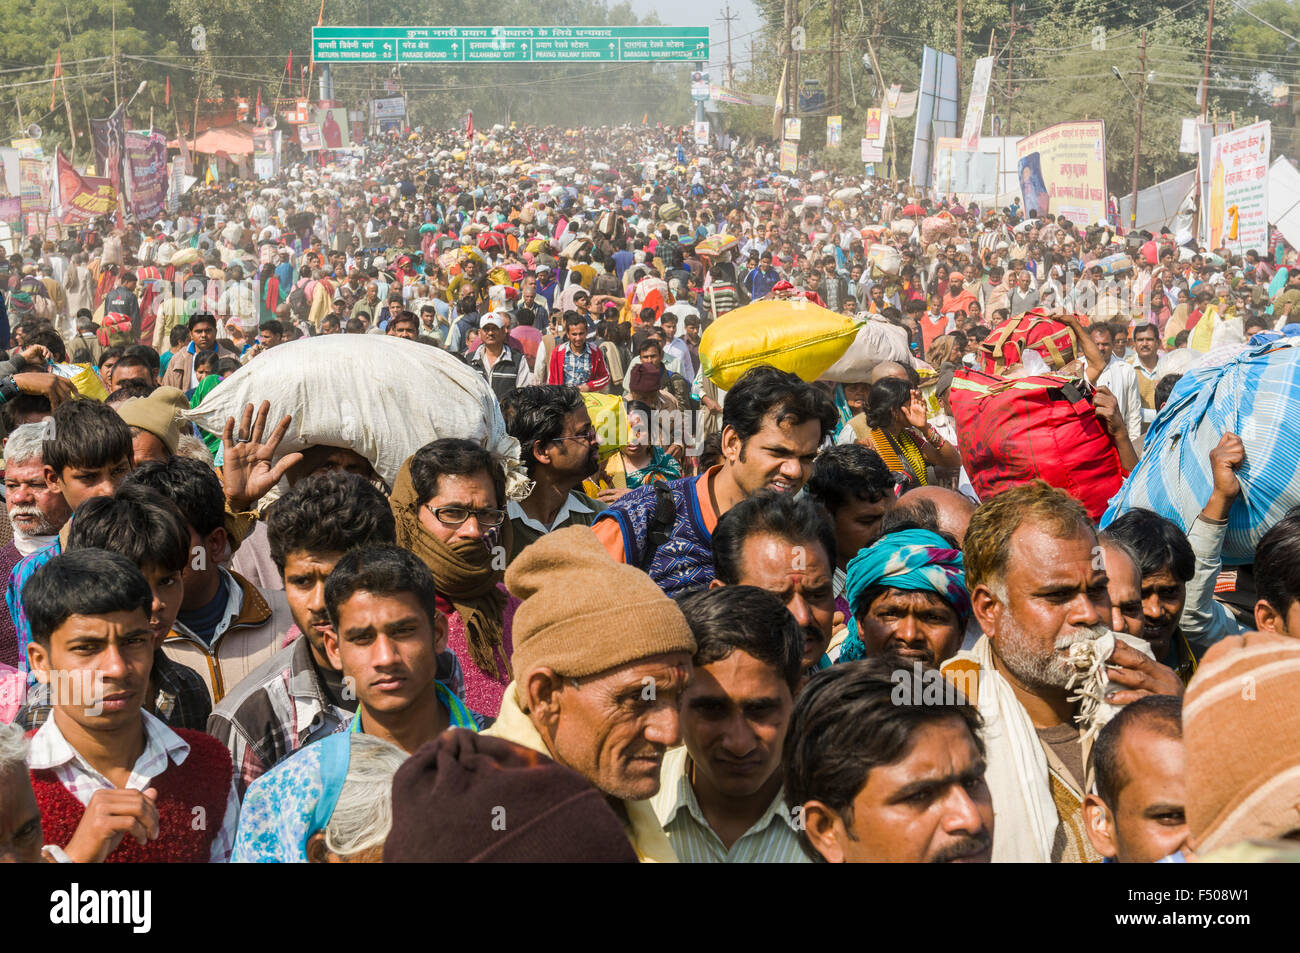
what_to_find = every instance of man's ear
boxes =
[531,439,553,469]
[27,640,50,683]
[525,668,564,727]
[970,584,1003,639]
[1082,793,1119,860]
[205,526,229,564]
[1254,599,1285,635]
[323,625,342,671]
[433,612,449,655]
[306,832,330,864]
[802,801,847,863]
[43,465,63,497]
[720,425,741,465]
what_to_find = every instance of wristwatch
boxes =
[0,374,20,405]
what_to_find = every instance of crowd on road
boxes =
[0,120,1298,864]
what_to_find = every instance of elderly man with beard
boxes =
[944,481,1183,862]
[651,585,809,863]
[0,425,72,668]
[784,659,994,863]
[484,525,696,862]
[837,528,970,668]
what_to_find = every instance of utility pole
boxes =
[782,0,794,119]
[719,5,738,88]
[830,0,842,111]
[792,0,800,116]
[956,0,964,130]
[1200,0,1215,120]
[112,0,119,109]
[1130,29,1148,231]
[1003,3,1024,137]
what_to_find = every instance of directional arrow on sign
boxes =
[382,41,392,52]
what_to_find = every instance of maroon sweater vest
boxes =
[30,727,233,863]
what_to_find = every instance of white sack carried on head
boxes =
[184,335,530,499]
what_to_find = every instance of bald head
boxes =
[869,361,909,385]
[895,487,976,548]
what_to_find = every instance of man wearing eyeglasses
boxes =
[390,438,520,719]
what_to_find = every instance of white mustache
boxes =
[1054,624,1111,651]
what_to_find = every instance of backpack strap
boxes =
[849,413,871,442]
[640,481,677,572]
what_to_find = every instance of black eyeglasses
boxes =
[427,505,505,528]
[551,427,598,445]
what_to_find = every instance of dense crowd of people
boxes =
[0,120,1298,865]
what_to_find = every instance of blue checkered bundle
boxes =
[1101,340,1300,565]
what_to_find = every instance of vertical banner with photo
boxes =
[253,129,276,180]
[861,138,883,163]
[783,118,801,141]
[961,56,995,151]
[865,108,882,141]
[18,158,47,215]
[125,131,167,221]
[693,121,710,147]
[1208,120,1271,254]
[310,106,349,150]
[1015,120,1108,225]
[826,115,842,147]
[779,139,799,172]
[90,104,126,193]
[0,148,21,221]
[298,123,324,152]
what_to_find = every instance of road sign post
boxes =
[312,26,710,64]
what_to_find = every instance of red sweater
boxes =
[547,342,611,390]
[30,728,233,863]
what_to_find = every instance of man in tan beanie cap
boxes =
[117,386,189,464]
[485,524,696,862]
[1184,631,1300,858]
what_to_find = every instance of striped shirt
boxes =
[28,708,240,863]
[650,746,810,863]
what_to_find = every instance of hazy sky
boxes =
[624,0,766,72]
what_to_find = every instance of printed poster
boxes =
[1016,120,1108,225]
[1208,120,1271,254]
[779,139,798,172]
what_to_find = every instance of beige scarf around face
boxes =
[390,458,511,680]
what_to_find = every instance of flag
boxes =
[165,75,171,107]
[466,109,474,143]
[255,87,263,120]
[51,51,62,111]
[317,0,325,26]
[286,50,293,76]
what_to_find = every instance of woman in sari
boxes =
[861,377,961,491]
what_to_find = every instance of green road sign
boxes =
[312,26,709,64]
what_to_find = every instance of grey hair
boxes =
[175,434,215,466]
[0,720,28,776]
[323,735,407,858]
[4,422,49,468]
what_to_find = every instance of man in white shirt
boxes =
[22,549,239,863]
[1131,322,1167,430]
[1088,323,1143,451]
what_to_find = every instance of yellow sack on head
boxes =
[699,299,865,390]
[582,391,629,461]
[50,362,108,401]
